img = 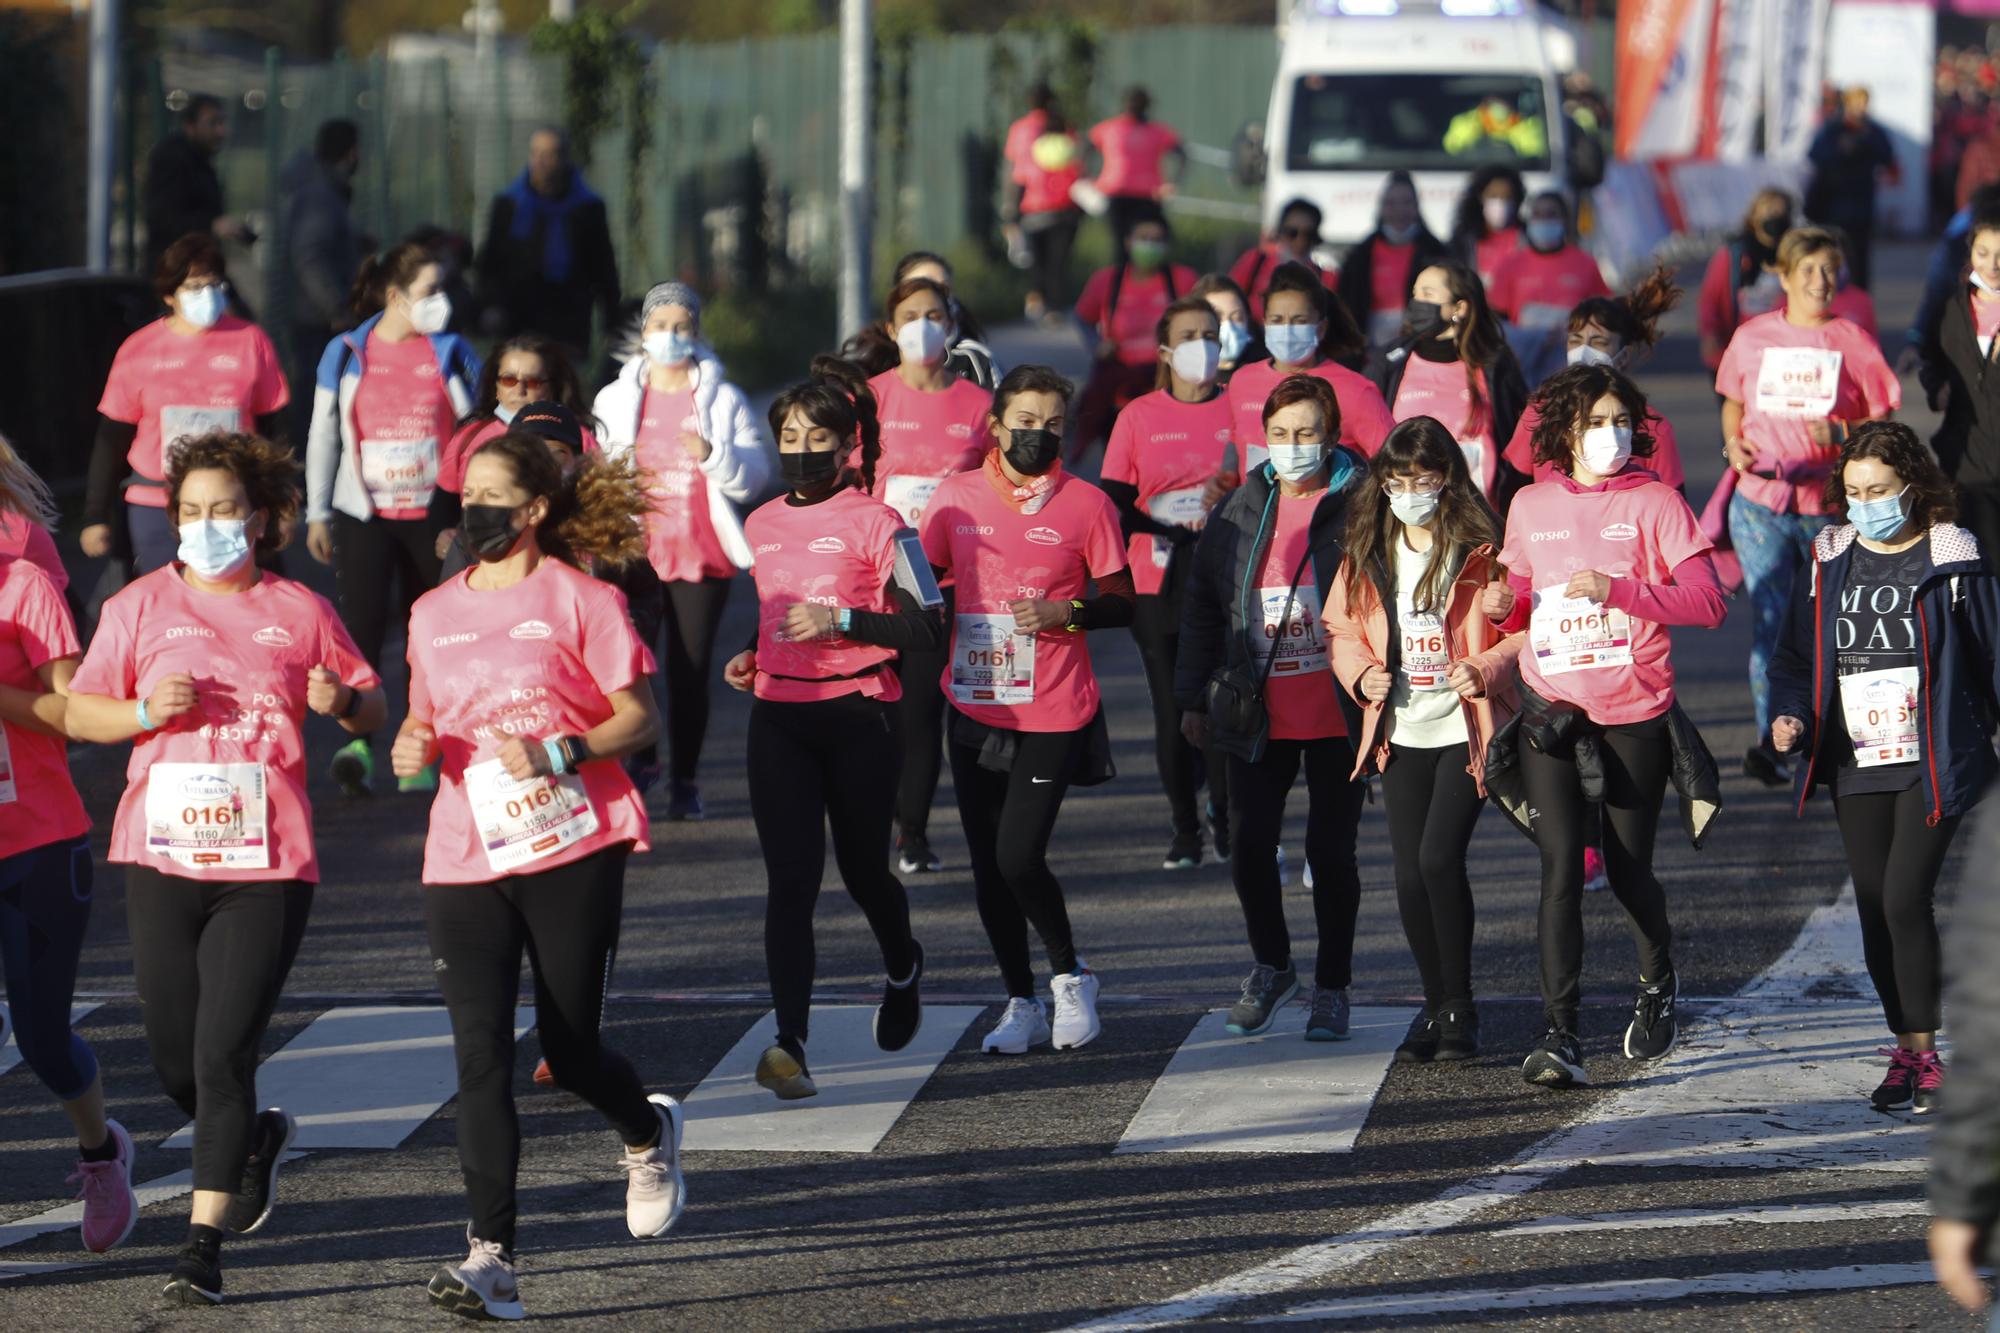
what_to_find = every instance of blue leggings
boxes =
[0,836,98,1100]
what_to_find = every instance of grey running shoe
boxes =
[1225,962,1300,1036]
[1304,986,1351,1041]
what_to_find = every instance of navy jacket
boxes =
[1769,522,2000,822]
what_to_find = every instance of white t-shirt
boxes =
[1389,535,1469,749]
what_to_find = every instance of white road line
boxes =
[1253,1262,1945,1322]
[0,1004,101,1079]
[1115,1006,1416,1155]
[0,1154,308,1262]
[681,1005,983,1154]
[160,1005,534,1150]
[1493,1197,1928,1237]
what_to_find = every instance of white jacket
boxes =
[592,353,771,571]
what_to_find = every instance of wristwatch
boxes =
[835,607,854,634]
[1064,599,1085,633]
[339,682,364,719]
[557,735,591,773]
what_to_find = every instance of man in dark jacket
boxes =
[143,94,243,276]
[1806,86,1899,290]
[281,119,362,448]
[476,127,620,358]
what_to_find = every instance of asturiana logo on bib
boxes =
[432,632,479,647]
[1025,527,1061,546]
[251,626,294,648]
[1600,522,1639,541]
[509,620,553,640]
[808,537,847,554]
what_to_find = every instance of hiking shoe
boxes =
[1624,974,1678,1060]
[1394,1013,1439,1064]
[1224,962,1300,1036]
[874,941,924,1052]
[1912,1051,1946,1115]
[1742,743,1788,788]
[161,1244,223,1307]
[397,761,438,795]
[1435,1007,1480,1061]
[982,997,1050,1055]
[428,1228,524,1321]
[896,832,942,874]
[1871,1047,1919,1110]
[1050,967,1102,1050]
[620,1094,686,1237]
[667,782,704,821]
[1207,801,1231,863]
[71,1119,138,1254]
[1305,986,1351,1041]
[1162,830,1201,870]
[1523,1026,1589,1088]
[224,1108,295,1234]
[754,1044,817,1100]
[329,737,373,797]
[1582,845,1610,894]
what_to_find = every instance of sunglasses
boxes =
[497,374,549,391]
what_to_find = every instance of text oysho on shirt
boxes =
[1100,388,1234,595]
[746,486,907,704]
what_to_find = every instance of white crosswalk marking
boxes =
[1493,1197,1928,1236]
[0,1004,101,1080]
[1116,1006,1416,1155]
[681,1005,983,1153]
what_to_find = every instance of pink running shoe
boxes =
[1582,846,1610,894]
[70,1118,137,1254]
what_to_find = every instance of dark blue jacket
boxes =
[1769,522,2000,822]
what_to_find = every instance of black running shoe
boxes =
[1207,801,1231,863]
[224,1107,295,1234]
[161,1246,223,1306]
[1742,743,1788,788]
[1162,830,1201,870]
[1434,1007,1480,1061]
[1913,1051,1946,1115]
[1624,974,1678,1060]
[1394,1014,1438,1064]
[1871,1047,1918,1110]
[896,832,941,875]
[874,941,924,1053]
[1522,1026,1589,1088]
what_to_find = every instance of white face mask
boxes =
[177,517,254,579]
[1579,424,1633,475]
[1168,337,1221,387]
[495,403,520,424]
[896,317,950,367]
[644,331,697,366]
[1266,442,1326,483]
[1974,270,2000,295]
[1388,489,1440,526]
[1482,197,1514,232]
[406,291,452,335]
[1567,343,1615,369]
[179,285,226,329]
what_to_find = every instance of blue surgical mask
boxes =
[1218,321,1251,362]
[1526,219,1566,251]
[177,518,254,578]
[1266,322,1320,365]
[495,403,520,424]
[180,285,226,329]
[644,331,698,366]
[1849,487,1911,543]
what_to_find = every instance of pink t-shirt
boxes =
[1474,227,1522,287]
[1225,359,1395,466]
[747,487,908,704]
[1370,239,1416,316]
[96,315,289,509]
[1780,285,1879,336]
[1392,354,1496,497]
[1258,491,1344,741]
[1074,264,1202,365]
[0,514,67,592]
[1488,246,1611,328]
[1004,110,1047,185]
[1499,476,1713,725]
[1975,292,2000,347]
[352,331,458,521]
[1089,114,1181,198]
[441,416,603,495]
[1714,311,1901,515]
[406,556,652,885]
[634,387,733,583]
[1503,404,1686,491]
[869,370,992,528]
[919,467,1127,734]
[1227,245,1337,322]
[1101,388,1234,595]
[71,567,379,883]
[0,558,89,859]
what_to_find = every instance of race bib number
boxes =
[1398,595,1452,690]
[1147,486,1208,568]
[464,757,601,873]
[144,762,269,870]
[1754,346,1842,418]
[159,405,242,471]
[951,612,1036,704]
[1517,302,1569,332]
[884,474,943,527]
[1839,665,1920,768]
[360,435,440,511]
[0,728,14,805]
[1530,586,1633,675]
[1260,582,1327,676]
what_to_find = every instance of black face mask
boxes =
[1002,427,1062,476]
[1403,299,1446,339]
[780,448,843,488]
[458,504,525,562]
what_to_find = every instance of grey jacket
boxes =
[282,151,360,333]
[1929,797,2000,1242]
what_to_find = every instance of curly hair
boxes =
[165,432,301,553]
[1261,372,1343,440]
[1824,420,1958,528]
[1344,416,1500,618]
[466,433,647,569]
[767,355,884,493]
[1526,364,1658,477]
[1152,296,1221,392]
[1567,264,1681,361]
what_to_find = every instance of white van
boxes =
[1256,0,1595,247]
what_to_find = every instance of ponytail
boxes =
[767,355,882,494]
[0,432,58,530]
[349,241,434,320]
[468,432,647,569]
[1567,263,1682,361]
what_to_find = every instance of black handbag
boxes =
[1204,542,1315,764]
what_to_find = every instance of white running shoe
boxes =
[621,1094,686,1238]
[982,997,1051,1054]
[1050,967,1102,1050]
[427,1228,525,1321]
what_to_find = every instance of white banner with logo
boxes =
[1763,0,1831,164]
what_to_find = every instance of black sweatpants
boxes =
[636,574,731,784]
[125,868,314,1193]
[424,844,656,1251]
[1131,590,1227,839]
[332,511,446,682]
[1226,737,1365,990]
[895,587,954,840]
[1024,211,1080,310]
[1520,712,1674,1032]
[748,694,917,1049]
[1381,743,1484,1012]
[949,725,1087,997]
[1835,783,1960,1034]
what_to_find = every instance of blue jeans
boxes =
[1727,490,1829,740]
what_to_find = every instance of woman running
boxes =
[724,356,939,1100]
[67,430,385,1305]
[1696,188,1795,371]
[1333,171,1449,350]
[841,252,1005,390]
[0,438,139,1256]
[1227,198,1337,322]
[1771,422,2000,1113]
[1190,274,1267,385]
[918,365,1133,1055]
[1326,417,1525,1061]
[1490,364,1726,1089]
[1449,165,1527,288]
[1226,263,1394,472]
[1176,375,1367,1040]
[1073,205,1200,458]
[1101,295,1236,868]
[1487,192,1611,384]
[592,280,770,820]
[393,432,681,1320]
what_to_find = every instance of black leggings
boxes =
[1131,591,1227,838]
[1024,211,1080,309]
[1381,743,1483,1012]
[424,844,656,1251]
[1226,737,1365,990]
[1835,783,1959,1033]
[635,575,731,784]
[748,694,917,1049]
[895,587,954,839]
[125,868,314,1193]
[332,511,446,685]
[1520,712,1674,1032]
[949,725,1087,997]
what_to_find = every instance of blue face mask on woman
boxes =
[1849,487,1911,543]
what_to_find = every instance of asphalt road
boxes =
[0,241,1980,1330]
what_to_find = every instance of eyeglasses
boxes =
[497,375,549,391]
[1382,477,1444,496]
